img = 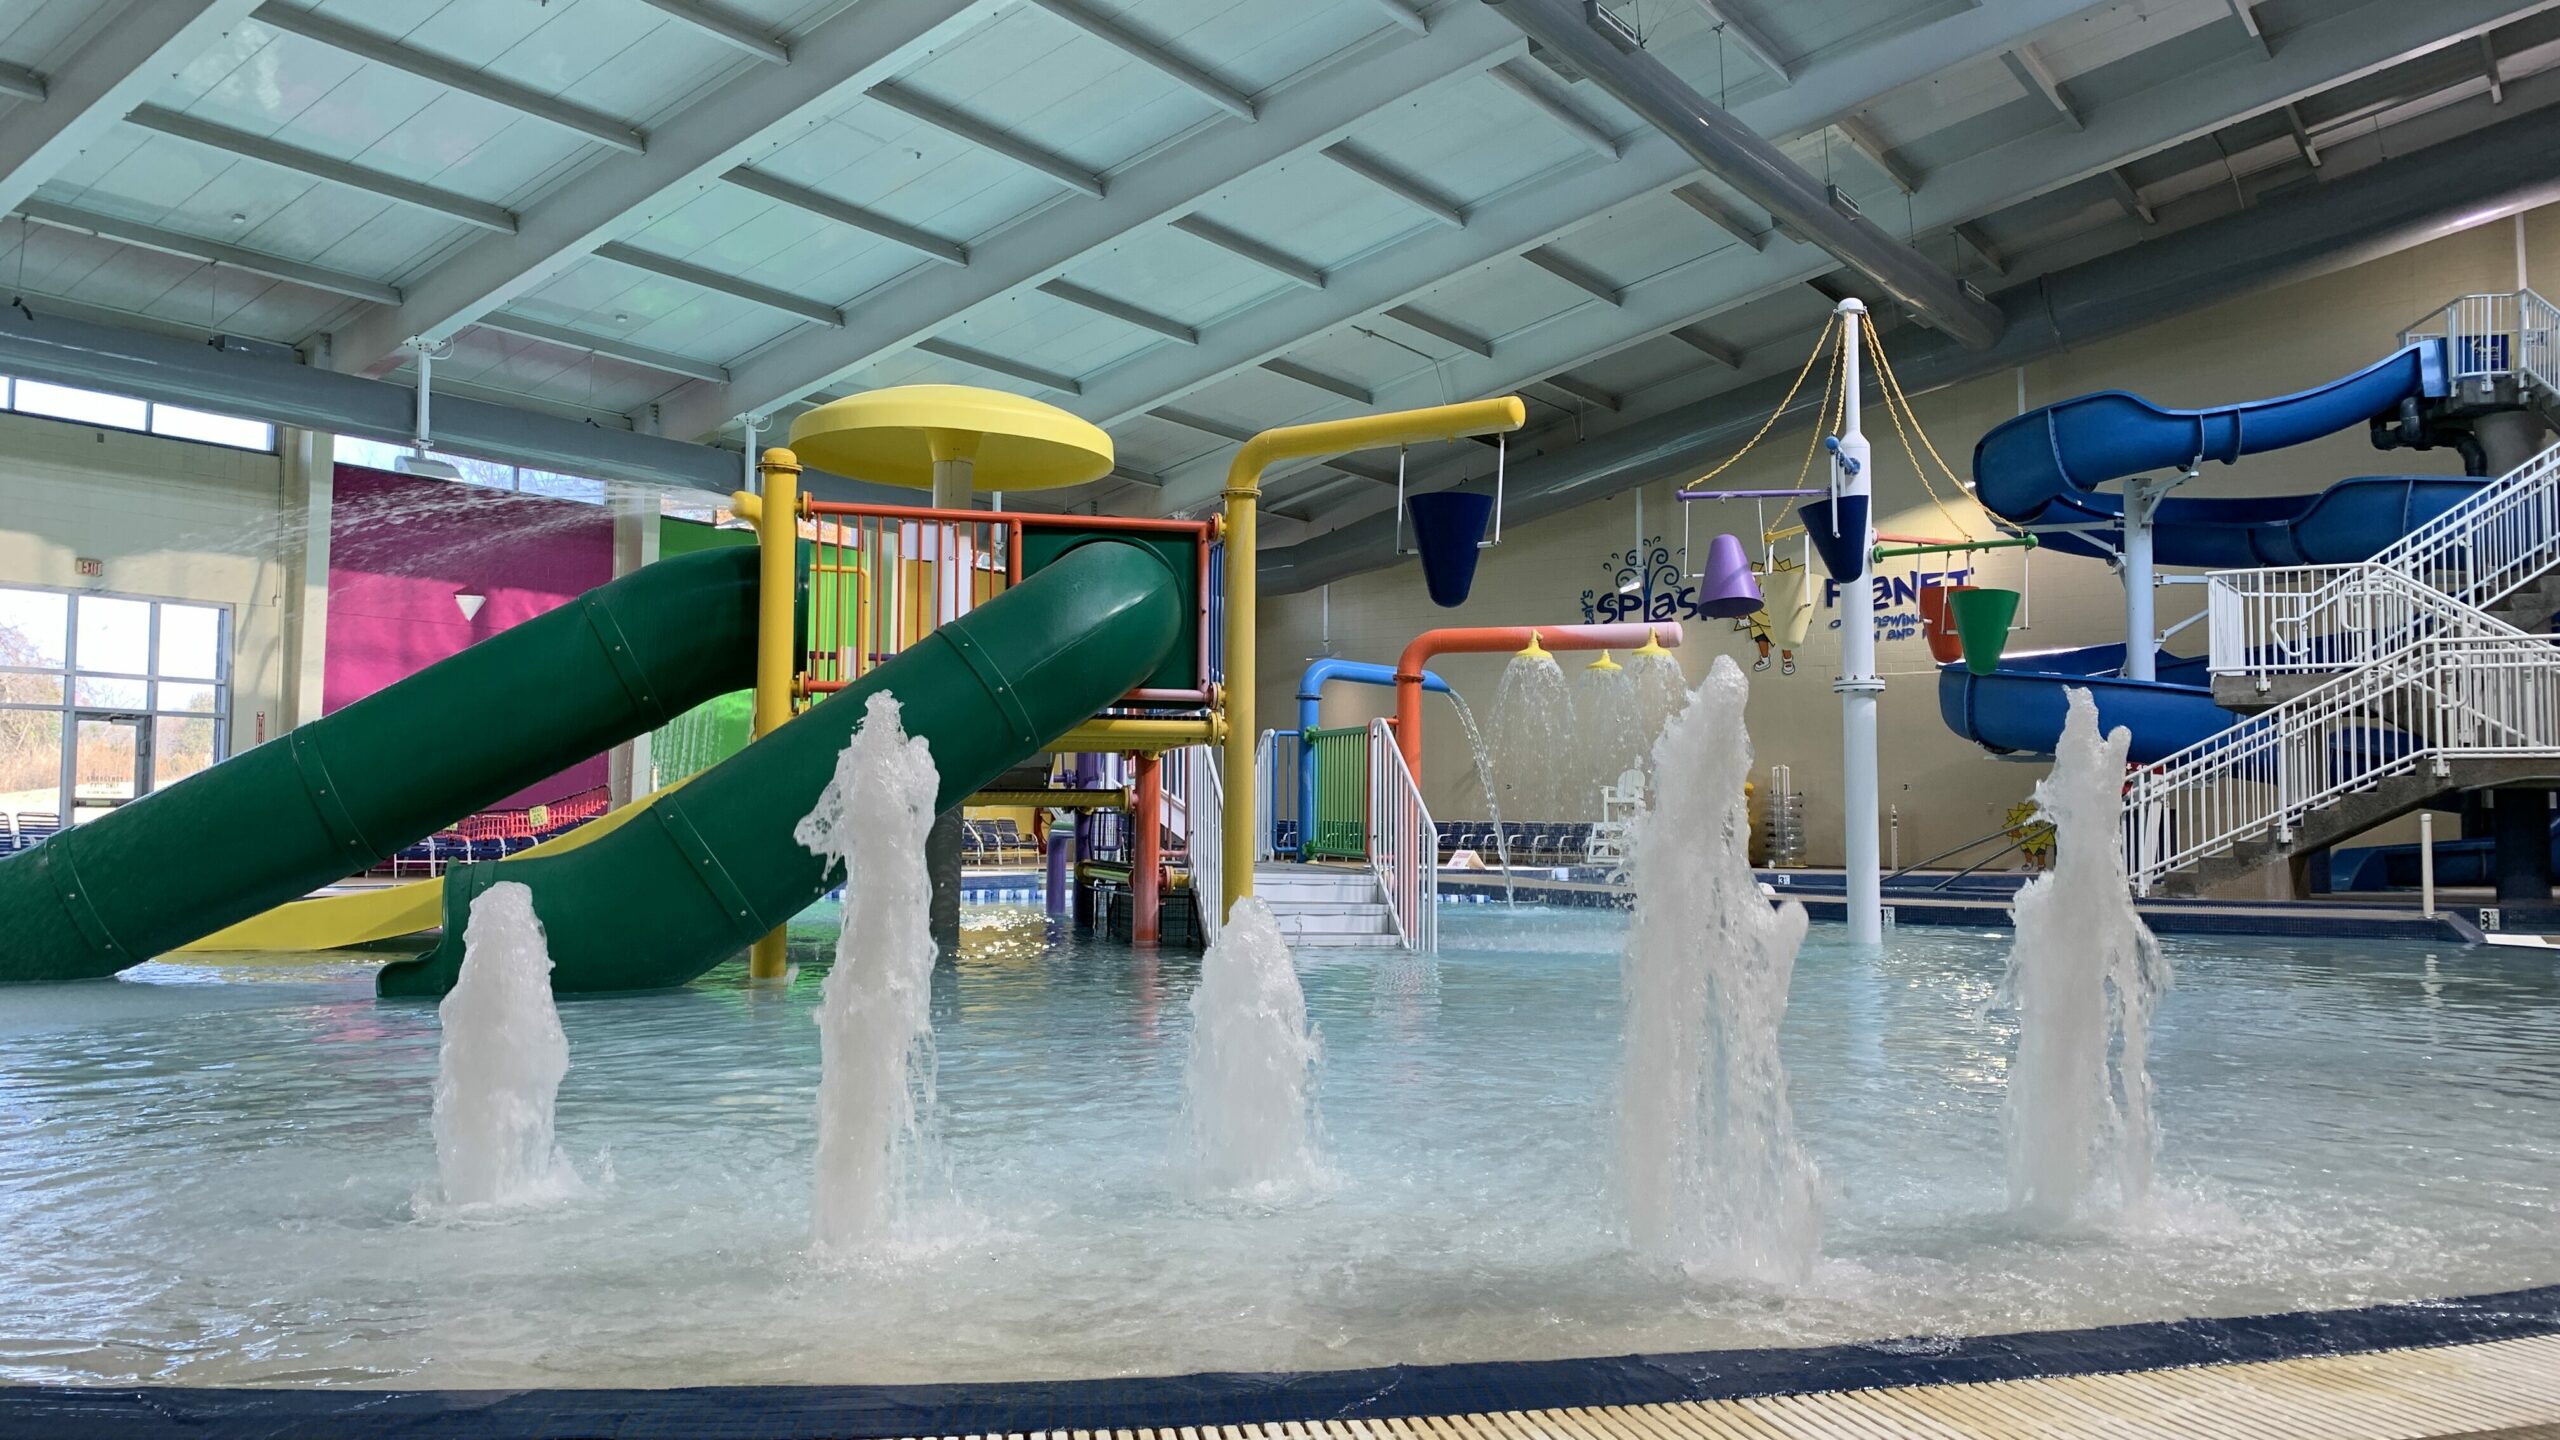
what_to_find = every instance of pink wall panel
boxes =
[324,465,616,808]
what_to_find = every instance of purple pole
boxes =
[1045,824,1072,917]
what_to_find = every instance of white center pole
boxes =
[1834,298,1884,945]
[2123,481,2160,683]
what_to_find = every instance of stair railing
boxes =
[1368,718,1437,953]
[2397,288,2560,392]
[2207,563,2526,686]
[1186,744,1223,945]
[2127,633,2560,894]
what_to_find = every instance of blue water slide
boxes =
[1295,658,1448,858]
[1937,644,2239,766]
[1973,341,2485,565]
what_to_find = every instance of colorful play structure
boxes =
[0,386,1528,990]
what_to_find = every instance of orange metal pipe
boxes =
[1393,622,1686,780]
[1131,750,1162,945]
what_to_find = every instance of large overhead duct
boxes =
[0,307,909,502]
[1483,0,2004,350]
[1264,98,2560,596]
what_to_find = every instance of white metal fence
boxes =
[1254,728,1298,863]
[1184,744,1222,946]
[1367,718,1437,953]
[2398,289,2560,388]
[2127,635,2560,893]
[2207,563,2526,683]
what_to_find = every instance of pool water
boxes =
[0,904,2554,1389]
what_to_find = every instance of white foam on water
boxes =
[2002,687,2173,1228]
[1619,655,1821,1284]
[1179,896,1325,1204]
[427,882,579,1211]
[795,691,943,1255]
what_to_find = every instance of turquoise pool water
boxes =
[0,905,2553,1388]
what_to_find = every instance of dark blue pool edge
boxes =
[10,1282,2558,1439]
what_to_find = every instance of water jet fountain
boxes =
[430,882,578,1209]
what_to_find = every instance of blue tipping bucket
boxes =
[1407,491,1495,608]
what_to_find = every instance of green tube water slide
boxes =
[0,546,764,985]
[379,537,1184,997]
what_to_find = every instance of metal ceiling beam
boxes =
[1672,183,1769,250]
[594,241,844,326]
[2282,103,2323,166]
[1670,325,1742,367]
[2003,44,2081,130]
[1263,358,1373,404]
[0,0,263,219]
[1171,213,1326,289]
[2230,0,2272,59]
[1364,0,1429,36]
[1037,277,1198,343]
[19,199,400,304]
[1027,0,1254,120]
[913,336,1083,394]
[1693,1,1793,80]
[474,311,731,384]
[1151,405,1256,443]
[721,166,967,266]
[1488,63,1620,160]
[1490,0,1999,347]
[1142,0,2542,510]
[2107,167,2158,223]
[869,85,1108,198]
[1522,245,1624,305]
[654,6,1526,438]
[636,0,790,65]
[1832,115,1918,195]
[324,0,1001,373]
[1325,143,1468,226]
[2481,33,2506,103]
[1383,304,1494,357]
[0,63,44,104]
[125,105,517,233]
[252,4,645,154]
[1538,373,1620,411]
[1263,83,2560,593]
[1952,220,2010,273]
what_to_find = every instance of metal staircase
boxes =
[2130,292,2560,897]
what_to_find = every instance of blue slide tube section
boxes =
[1296,659,1449,858]
[1973,342,2480,566]
[1937,644,2238,767]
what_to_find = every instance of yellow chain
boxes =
[1862,323,1981,542]
[1766,336,1844,544]
[1686,313,1838,491]
[1865,322,2024,538]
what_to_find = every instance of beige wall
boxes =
[0,412,293,753]
[1258,208,2559,868]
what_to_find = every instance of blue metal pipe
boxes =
[1295,658,1450,857]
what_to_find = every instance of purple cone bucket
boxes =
[1798,494,1871,582]
[1407,491,1494,608]
[1694,532,1763,618]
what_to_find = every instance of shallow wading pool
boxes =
[0,904,2554,1389]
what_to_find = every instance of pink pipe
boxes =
[1393,622,1683,782]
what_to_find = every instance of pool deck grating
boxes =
[898,1335,2560,1440]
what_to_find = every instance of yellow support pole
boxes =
[1218,396,1527,922]
[737,446,802,980]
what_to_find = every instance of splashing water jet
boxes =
[2004,688,2172,1227]
[1443,690,1514,901]
[431,882,578,1208]
[1629,647,1688,780]
[1181,897,1322,1202]
[1573,654,1644,817]
[1490,645,1574,823]
[1619,655,1819,1283]
[796,692,943,1253]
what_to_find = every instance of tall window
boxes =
[0,587,229,830]
[0,377,275,452]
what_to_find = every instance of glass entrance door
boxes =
[70,712,148,825]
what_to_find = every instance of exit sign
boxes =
[74,558,102,577]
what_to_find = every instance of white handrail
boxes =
[2397,288,2560,390]
[1367,718,1437,952]
[1253,728,1299,864]
[2127,633,2560,894]
[2207,562,2526,683]
[1187,744,1223,945]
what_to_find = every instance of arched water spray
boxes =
[1490,644,1574,822]
[796,692,942,1253]
[2003,688,2172,1226]
[1180,898,1322,1202]
[430,882,578,1209]
[1619,655,1820,1283]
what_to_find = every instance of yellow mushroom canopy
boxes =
[787,384,1113,492]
